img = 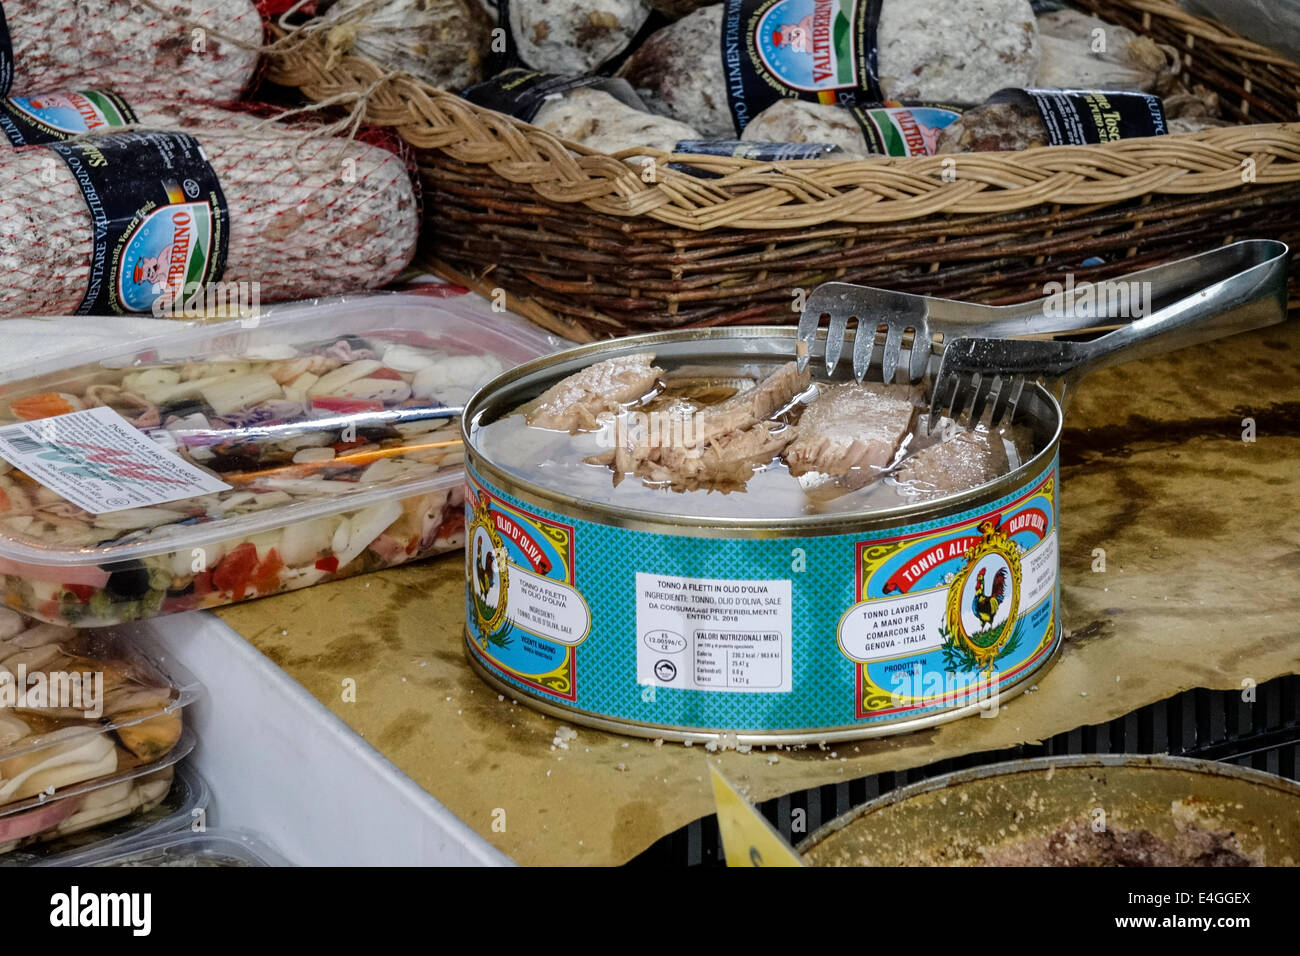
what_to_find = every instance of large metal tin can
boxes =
[462,330,1063,744]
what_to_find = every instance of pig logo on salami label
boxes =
[754,0,856,92]
[117,199,215,313]
[860,105,961,157]
[7,91,129,134]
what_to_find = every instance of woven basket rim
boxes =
[267,0,1300,230]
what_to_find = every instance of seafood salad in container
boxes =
[0,295,562,626]
[0,610,199,853]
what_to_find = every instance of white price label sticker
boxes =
[636,572,792,694]
[0,406,230,514]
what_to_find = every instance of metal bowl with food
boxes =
[799,755,1300,866]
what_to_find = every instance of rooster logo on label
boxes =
[754,0,855,92]
[468,502,510,642]
[943,519,1023,672]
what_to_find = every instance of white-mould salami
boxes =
[1034,8,1180,95]
[314,0,491,91]
[532,86,700,154]
[462,68,700,155]
[2,0,263,101]
[617,4,729,136]
[620,1,1039,137]
[740,100,871,158]
[506,0,653,75]
[876,0,1039,104]
[0,128,418,317]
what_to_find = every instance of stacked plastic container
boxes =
[0,294,562,865]
[0,614,202,861]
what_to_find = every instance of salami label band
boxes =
[0,90,138,146]
[723,0,883,134]
[50,131,230,316]
[849,102,963,156]
[992,88,1169,145]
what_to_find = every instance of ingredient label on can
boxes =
[723,0,883,134]
[0,90,137,145]
[636,572,792,693]
[50,130,230,316]
[0,407,231,515]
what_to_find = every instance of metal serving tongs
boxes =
[795,239,1291,431]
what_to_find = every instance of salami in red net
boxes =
[0,88,283,145]
[0,126,419,317]
[0,0,264,101]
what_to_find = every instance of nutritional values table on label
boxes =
[692,630,784,690]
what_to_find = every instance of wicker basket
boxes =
[267,0,1300,341]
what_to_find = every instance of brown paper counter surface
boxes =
[217,323,1300,866]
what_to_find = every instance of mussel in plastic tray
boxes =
[8,762,210,866]
[0,610,200,853]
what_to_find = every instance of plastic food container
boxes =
[0,295,563,626]
[0,725,196,855]
[13,762,210,866]
[0,615,200,852]
[70,828,291,867]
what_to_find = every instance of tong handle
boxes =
[932,238,1290,428]
[1063,245,1289,382]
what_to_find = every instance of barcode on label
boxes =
[0,429,40,455]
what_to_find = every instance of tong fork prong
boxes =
[908,327,931,383]
[795,304,823,373]
[800,282,934,384]
[967,373,997,426]
[852,318,875,381]
[989,375,1025,430]
[880,322,905,385]
[825,312,851,377]
[938,371,976,425]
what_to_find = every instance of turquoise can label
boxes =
[465,456,1060,733]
